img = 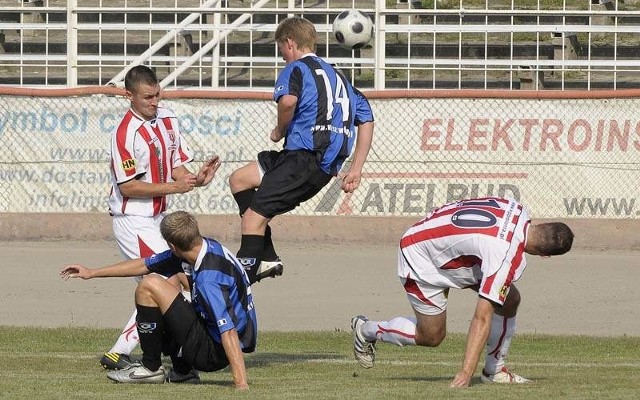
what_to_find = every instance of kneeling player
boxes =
[61,211,256,390]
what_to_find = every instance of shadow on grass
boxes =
[245,351,343,368]
[192,378,233,387]
[391,375,546,385]
[389,375,453,383]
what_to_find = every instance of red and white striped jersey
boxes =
[108,107,193,217]
[398,197,530,306]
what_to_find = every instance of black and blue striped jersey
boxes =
[273,54,374,176]
[145,238,257,352]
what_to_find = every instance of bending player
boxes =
[103,65,220,370]
[350,196,574,387]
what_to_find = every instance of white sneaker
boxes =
[481,367,531,384]
[351,315,376,369]
[107,364,166,384]
[256,258,284,281]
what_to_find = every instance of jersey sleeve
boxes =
[173,132,194,168]
[478,231,528,305]
[144,250,184,277]
[353,88,374,125]
[110,121,147,184]
[273,63,302,102]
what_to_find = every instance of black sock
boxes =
[237,234,264,283]
[169,353,193,375]
[262,225,278,261]
[136,304,164,371]
[233,189,256,216]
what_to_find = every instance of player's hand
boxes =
[270,127,284,142]
[450,370,472,388]
[195,155,221,187]
[340,171,362,193]
[234,383,249,391]
[60,264,93,280]
[173,173,197,193]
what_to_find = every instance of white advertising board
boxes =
[1,95,638,218]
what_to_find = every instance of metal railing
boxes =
[0,0,639,90]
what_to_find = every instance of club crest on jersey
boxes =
[167,129,176,142]
[121,158,136,171]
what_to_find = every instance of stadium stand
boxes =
[1,0,640,89]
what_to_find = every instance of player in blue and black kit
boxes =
[61,211,256,389]
[229,16,375,284]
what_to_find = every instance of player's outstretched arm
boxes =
[450,297,494,388]
[60,258,149,281]
[220,328,249,390]
[341,121,374,193]
[194,155,221,187]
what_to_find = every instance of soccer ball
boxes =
[332,9,374,50]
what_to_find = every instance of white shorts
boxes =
[401,275,451,316]
[112,214,169,260]
[398,246,481,316]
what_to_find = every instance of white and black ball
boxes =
[332,9,374,50]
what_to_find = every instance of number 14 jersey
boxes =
[398,197,530,306]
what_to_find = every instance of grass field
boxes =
[1,327,639,400]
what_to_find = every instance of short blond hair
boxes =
[274,16,317,52]
[160,211,201,251]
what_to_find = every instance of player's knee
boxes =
[229,170,240,192]
[415,331,445,347]
[167,273,188,291]
[137,274,167,295]
[229,166,253,192]
[415,324,446,347]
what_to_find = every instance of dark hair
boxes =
[536,222,574,256]
[124,65,158,92]
[160,211,201,251]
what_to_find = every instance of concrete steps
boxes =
[1,0,640,88]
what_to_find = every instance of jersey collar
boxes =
[129,108,157,122]
[193,238,207,272]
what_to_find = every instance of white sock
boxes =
[362,317,417,347]
[108,309,139,355]
[484,313,516,374]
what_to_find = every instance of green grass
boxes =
[1,327,639,399]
